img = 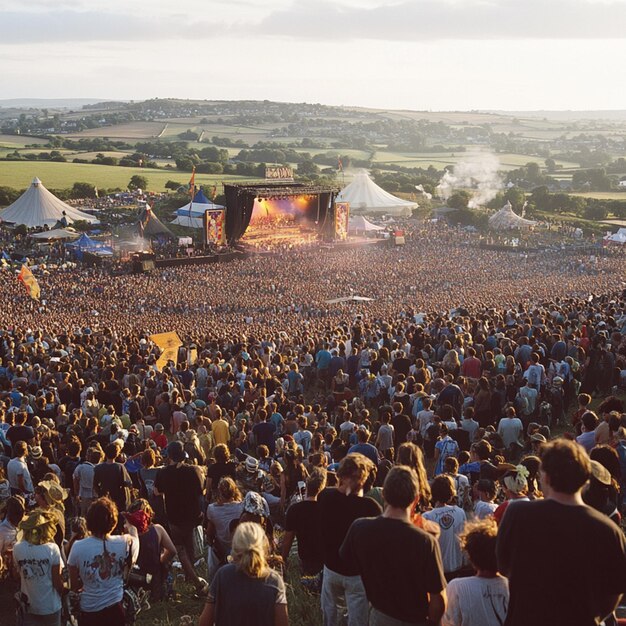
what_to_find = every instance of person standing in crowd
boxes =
[0,494,25,562]
[497,439,626,625]
[340,465,446,626]
[13,508,64,626]
[423,475,467,580]
[93,443,132,517]
[317,454,382,626]
[68,497,139,626]
[74,447,102,516]
[281,468,326,576]
[198,522,288,626]
[442,519,509,626]
[8,441,34,496]
[154,440,208,595]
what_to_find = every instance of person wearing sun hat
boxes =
[13,508,64,626]
[34,479,68,548]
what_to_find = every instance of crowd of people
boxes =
[1,219,626,625]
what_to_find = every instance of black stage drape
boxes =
[224,185,256,243]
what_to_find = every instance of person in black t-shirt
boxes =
[154,440,207,595]
[317,453,382,626]
[93,442,132,516]
[340,465,446,625]
[281,468,326,575]
[497,439,626,626]
[6,411,35,449]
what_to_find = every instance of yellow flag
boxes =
[18,265,40,300]
[150,331,182,371]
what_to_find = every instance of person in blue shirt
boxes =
[315,344,332,390]
[348,429,379,466]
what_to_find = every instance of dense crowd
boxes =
[1,221,626,626]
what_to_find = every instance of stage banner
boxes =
[150,331,182,371]
[265,166,293,180]
[335,202,350,241]
[205,209,226,245]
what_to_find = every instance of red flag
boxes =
[337,157,343,171]
[212,185,218,201]
[189,166,196,200]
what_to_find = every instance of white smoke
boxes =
[436,152,503,208]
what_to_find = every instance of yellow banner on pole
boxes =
[150,331,182,371]
[18,265,40,300]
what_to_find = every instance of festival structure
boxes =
[488,201,537,230]
[336,170,417,218]
[348,215,386,234]
[222,182,341,245]
[0,177,98,228]
[170,188,225,229]
[136,205,174,239]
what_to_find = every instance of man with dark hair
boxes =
[93,442,132,516]
[576,410,599,453]
[154,440,207,595]
[281,467,327,575]
[340,465,446,626]
[7,441,33,496]
[497,439,626,626]
[318,453,382,626]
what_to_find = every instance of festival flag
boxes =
[189,166,196,199]
[337,157,343,172]
[212,185,218,201]
[17,265,40,300]
[94,186,99,198]
[150,331,182,371]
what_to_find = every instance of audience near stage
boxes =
[1,219,626,625]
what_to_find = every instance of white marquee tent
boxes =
[604,227,626,245]
[488,201,537,230]
[337,170,417,218]
[0,178,98,228]
[348,215,386,234]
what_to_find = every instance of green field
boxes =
[571,191,626,200]
[0,161,253,192]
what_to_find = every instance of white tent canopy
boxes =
[0,178,98,228]
[170,214,204,229]
[604,227,626,245]
[348,215,385,233]
[488,201,537,230]
[174,200,224,218]
[337,170,417,218]
[31,228,80,240]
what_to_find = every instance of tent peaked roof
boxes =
[170,214,204,229]
[0,177,98,228]
[136,206,174,238]
[193,189,210,204]
[488,201,537,230]
[337,170,417,218]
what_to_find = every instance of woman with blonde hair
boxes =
[13,508,64,626]
[206,477,244,560]
[199,522,288,626]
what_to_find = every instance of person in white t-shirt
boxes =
[68,496,139,625]
[442,518,509,626]
[415,396,435,438]
[13,508,64,626]
[497,407,524,457]
[423,475,467,578]
[473,479,499,520]
[7,441,34,495]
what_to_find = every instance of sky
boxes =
[2,0,626,111]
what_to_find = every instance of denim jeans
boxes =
[321,566,369,626]
[22,611,61,626]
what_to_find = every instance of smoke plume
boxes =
[436,152,502,208]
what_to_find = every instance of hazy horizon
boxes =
[2,0,626,111]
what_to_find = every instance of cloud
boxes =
[3,0,626,45]
[260,0,626,40]
[0,10,231,43]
